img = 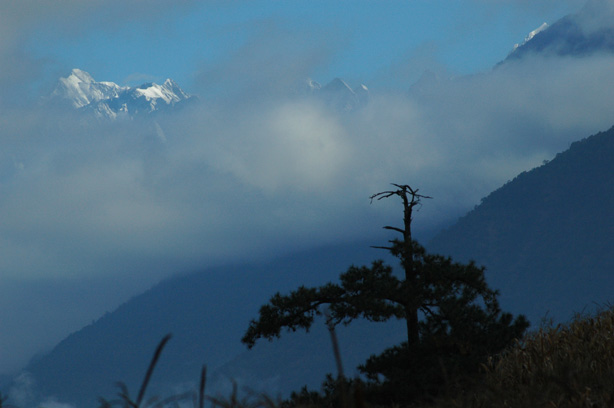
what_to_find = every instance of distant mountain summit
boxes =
[51,69,123,109]
[504,0,614,61]
[296,77,369,112]
[319,78,369,111]
[49,69,198,119]
[510,22,549,54]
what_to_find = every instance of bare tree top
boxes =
[369,183,432,206]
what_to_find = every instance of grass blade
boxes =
[136,334,172,408]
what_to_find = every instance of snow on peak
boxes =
[135,83,173,103]
[50,69,195,118]
[51,69,369,117]
[69,68,95,84]
[134,79,189,104]
[52,69,126,109]
[513,22,549,52]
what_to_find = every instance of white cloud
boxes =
[181,101,351,193]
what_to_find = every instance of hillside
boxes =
[10,241,404,408]
[429,125,614,324]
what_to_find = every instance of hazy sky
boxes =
[21,1,582,89]
[4,0,614,376]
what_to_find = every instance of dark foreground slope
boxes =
[429,125,614,324]
[11,241,404,408]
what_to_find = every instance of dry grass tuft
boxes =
[432,305,614,408]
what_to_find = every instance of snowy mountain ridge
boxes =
[50,69,197,119]
[52,70,370,118]
[504,0,614,62]
[52,69,126,109]
[511,22,549,53]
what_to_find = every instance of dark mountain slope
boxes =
[15,241,404,408]
[428,126,614,324]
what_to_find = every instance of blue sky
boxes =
[26,1,581,90]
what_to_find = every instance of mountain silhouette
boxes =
[428,125,614,324]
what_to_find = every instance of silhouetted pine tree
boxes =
[243,184,528,405]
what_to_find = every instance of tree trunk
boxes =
[402,187,420,346]
[370,184,430,347]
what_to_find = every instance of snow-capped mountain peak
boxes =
[134,79,189,104]
[52,68,126,109]
[49,69,196,119]
[50,69,370,117]
[291,77,369,111]
[503,0,614,63]
[67,68,94,84]
[512,22,549,52]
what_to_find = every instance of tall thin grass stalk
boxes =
[98,334,176,408]
[199,365,207,408]
[136,334,172,408]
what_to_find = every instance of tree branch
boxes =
[383,226,405,234]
